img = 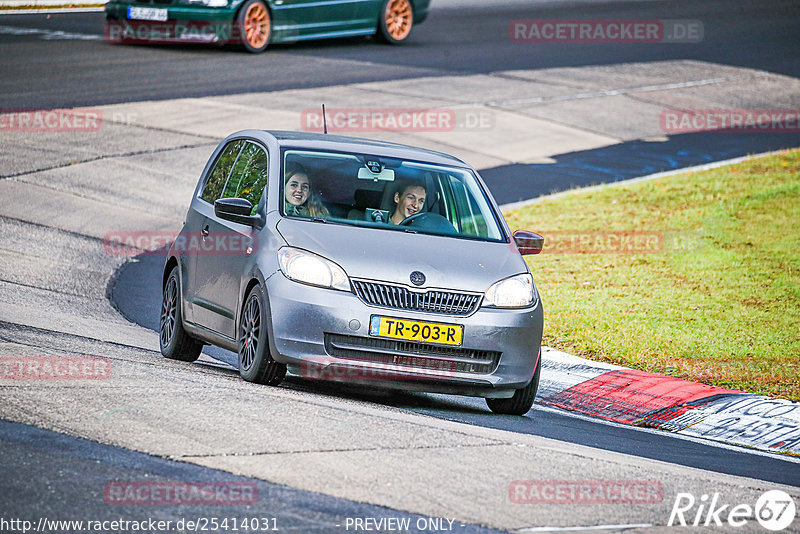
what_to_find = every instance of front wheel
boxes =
[160,267,202,362]
[486,351,542,415]
[238,0,271,53]
[238,284,286,385]
[377,0,414,44]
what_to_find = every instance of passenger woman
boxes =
[284,164,330,217]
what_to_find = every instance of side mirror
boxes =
[513,230,544,255]
[215,198,260,226]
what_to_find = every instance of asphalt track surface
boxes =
[1,0,800,109]
[2,0,800,529]
[0,418,502,533]
[482,132,800,204]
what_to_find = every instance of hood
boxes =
[276,218,528,293]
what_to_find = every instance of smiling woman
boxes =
[103,0,431,52]
[283,163,330,218]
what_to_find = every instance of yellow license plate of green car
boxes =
[369,315,463,346]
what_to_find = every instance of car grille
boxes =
[352,279,482,316]
[324,334,500,375]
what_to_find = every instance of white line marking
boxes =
[439,76,764,112]
[1,0,105,6]
[516,524,653,532]
[0,7,104,14]
[487,77,734,107]
[0,24,101,40]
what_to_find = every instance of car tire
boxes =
[486,351,541,415]
[237,0,271,53]
[377,0,414,44]
[160,266,203,362]
[238,284,286,385]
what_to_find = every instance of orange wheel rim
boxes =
[384,0,412,40]
[244,3,270,48]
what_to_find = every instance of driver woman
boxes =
[284,164,330,218]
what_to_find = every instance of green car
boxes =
[104,0,430,53]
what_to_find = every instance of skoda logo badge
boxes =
[410,271,426,286]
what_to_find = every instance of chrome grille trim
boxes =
[351,279,482,316]
[324,334,500,375]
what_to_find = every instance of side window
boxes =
[448,175,487,237]
[221,141,269,215]
[201,140,245,204]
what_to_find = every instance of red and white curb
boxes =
[539,347,800,456]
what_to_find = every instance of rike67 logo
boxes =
[669,490,796,531]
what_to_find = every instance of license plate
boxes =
[369,315,463,346]
[127,6,168,21]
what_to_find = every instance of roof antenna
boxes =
[322,104,328,134]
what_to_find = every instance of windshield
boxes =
[281,149,505,242]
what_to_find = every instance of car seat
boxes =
[347,188,383,220]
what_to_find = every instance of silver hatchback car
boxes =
[160,130,545,415]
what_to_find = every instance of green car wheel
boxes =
[378,0,413,44]
[238,0,271,53]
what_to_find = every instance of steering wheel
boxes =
[398,212,458,234]
[398,212,427,226]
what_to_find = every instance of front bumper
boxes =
[104,2,238,44]
[105,2,236,22]
[265,271,543,398]
[412,0,430,25]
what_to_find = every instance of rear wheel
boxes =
[160,267,202,362]
[238,285,286,385]
[377,0,414,44]
[486,351,541,415]
[238,0,271,53]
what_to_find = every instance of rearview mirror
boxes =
[513,230,544,255]
[357,167,395,181]
[215,198,261,226]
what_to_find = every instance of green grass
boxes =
[505,149,800,400]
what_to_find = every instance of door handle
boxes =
[201,225,209,237]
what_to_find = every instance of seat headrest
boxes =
[353,189,383,209]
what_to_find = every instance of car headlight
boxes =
[277,247,350,291]
[483,273,538,308]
